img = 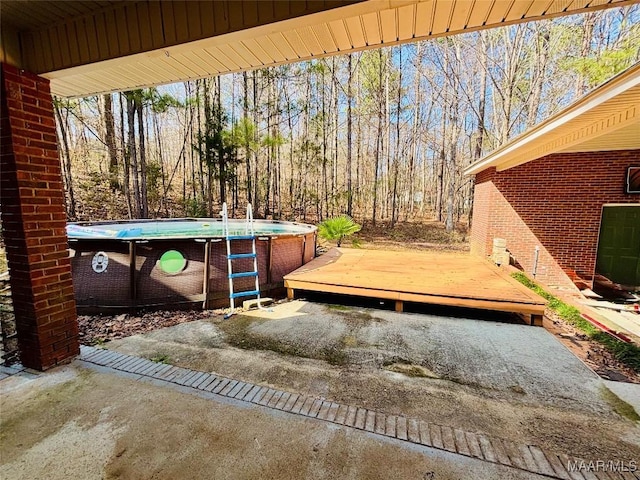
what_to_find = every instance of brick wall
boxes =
[471,150,640,288]
[469,168,494,257]
[0,63,79,370]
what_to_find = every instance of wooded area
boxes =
[54,6,639,231]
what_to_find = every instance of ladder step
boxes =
[227,235,255,240]
[229,271,258,279]
[228,253,256,260]
[230,290,260,299]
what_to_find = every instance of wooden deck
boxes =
[284,248,547,325]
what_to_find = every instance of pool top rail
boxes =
[67,218,316,241]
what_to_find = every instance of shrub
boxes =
[318,215,362,247]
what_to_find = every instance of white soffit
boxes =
[42,0,635,98]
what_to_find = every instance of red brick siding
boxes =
[471,150,640,288]
[469,170,493,256]
[0,63,79,370]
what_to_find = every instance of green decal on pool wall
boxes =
[159,250,187,274]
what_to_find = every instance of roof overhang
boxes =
[465,62,640,176]
[1,0,635,98]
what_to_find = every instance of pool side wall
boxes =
[69,232,316,311]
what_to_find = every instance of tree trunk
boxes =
[346,54,353,217]
[252,70,260,215]
[526,25,550,128]
[332,57,338,217]
[119,93,133,218]
[136,94,148,218]
[321,64,328,220]
[242,72,252,206]
[284,77,295,215]
[383,51,390,219]
[153,110,167,215]
[372,50,384,226]
[475,33,488,162]
[216,77,226,206]
[103,93,119,191]
[355,57,362,216]
[436,45,448,223]
[53,100,77,219]
[265,71,273,217]
[196,81,205,205]
[126,94,141,218]
[577,13,597,96]
[391,46,402,227]
[408,43,422,219]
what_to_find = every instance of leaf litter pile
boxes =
[78,310,217,345]
[545,310,640,384]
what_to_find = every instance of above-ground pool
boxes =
[67,218,317,311]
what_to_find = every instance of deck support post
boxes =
[287,287,295,300]
[395,300,403,312]
[202,240,211,309]
[531,314,544,327]
[129,241,137,304]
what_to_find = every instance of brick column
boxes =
[0,63,79,370]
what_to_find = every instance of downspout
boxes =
[532,246,540,279]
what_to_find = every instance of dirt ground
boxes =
[543,310,640,383]
[95,301,640,464]
[347,220,470,252]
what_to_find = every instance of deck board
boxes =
[284,248,546,321]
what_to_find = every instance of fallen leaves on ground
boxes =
[544,309,639,384]
[78,309,219,345]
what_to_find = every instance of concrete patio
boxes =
[2,300,639,479]
[0,361,552,480]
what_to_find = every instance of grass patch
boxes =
[385,362,439,378]
[149,353,172,364]
[0,247,7,273]
[512,272,640,373]
[338,310,377,326]
[326,304,351,311]
[509,385,526,395]
[341,334,359,348]
[601,386,640,422]
[340,334,370,349]
[321,346,349,366]
[325,305,383,327]
[220,316,306,357]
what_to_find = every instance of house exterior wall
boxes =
[470,150,640,288]
[0,63,79,370]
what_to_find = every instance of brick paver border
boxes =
[78,346,632,480]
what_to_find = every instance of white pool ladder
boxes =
[221,202,263,318]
